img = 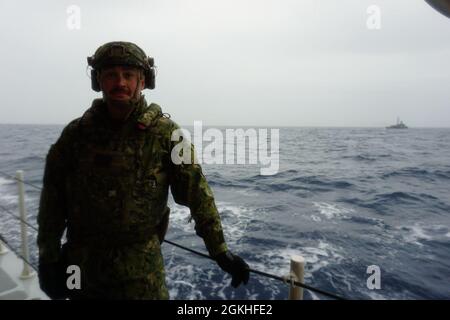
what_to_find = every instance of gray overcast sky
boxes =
[0,0,449,127]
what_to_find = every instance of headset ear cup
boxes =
[91,69,101,92]
[147,57,154,68]
[145,68,156,90]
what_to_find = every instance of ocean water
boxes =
[0,124,449,300]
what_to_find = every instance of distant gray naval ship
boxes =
[387,117,408,129]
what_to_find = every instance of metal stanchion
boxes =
[16,170,36,279]
[288,255,305,300]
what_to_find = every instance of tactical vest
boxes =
[65,99,171,247]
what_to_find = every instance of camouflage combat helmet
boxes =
[87,41,156,91]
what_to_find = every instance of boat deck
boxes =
[0,242,48,300]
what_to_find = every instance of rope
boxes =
[163,239,346,300]
[249,268,345,300]
[0,170,43,191]
[0,204,38,232]
[0,233,38,271]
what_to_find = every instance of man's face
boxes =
[99,65,145,102]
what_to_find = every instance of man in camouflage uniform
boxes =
[37,41,249,299]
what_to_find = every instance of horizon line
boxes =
[1,123,450,129]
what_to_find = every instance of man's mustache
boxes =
[109,87,131,95]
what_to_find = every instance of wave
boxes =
[254,183,307,192]
[339,191,450,216]
[247,175,354,194]
[376,191,422,202]
[288,176,353,188]
[345,191,433,205]
[397,224,450,246]
[342,216,387,228]
[342,154,391,162]
[17,155,45,163]
[351,154,377,161]
[434,170,450,179]
[206,171,249,188]
[382,167,450,181]
[215,170,354,194]
[238,169,300,183]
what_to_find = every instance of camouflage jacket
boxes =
[37,97,228,265]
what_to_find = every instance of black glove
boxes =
[38,260,68,299]
[215,251,250,288]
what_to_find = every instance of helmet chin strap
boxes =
[129,71,144,103]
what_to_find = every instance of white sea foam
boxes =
[0,194,18,205]
[409,225,432,240]
[169,200,254,246]
[366,289,415,300]
[235,188,259,197]
[398,223,449,246]
[0,177,15,204]
[301,241,346,273]
[0,176,36,208]
[400,226,430,247]
[168,203,195,234]
[243,241,346,300]
[0,176,13,186]
[312,202,354,221]
[166,264,205,300]
[217,202,254,245]
[366,291,388,300]
[166,257,236,300]
[257,241,346,279]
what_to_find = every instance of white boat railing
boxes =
[16,170,35,280]
[0,169,346,300]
